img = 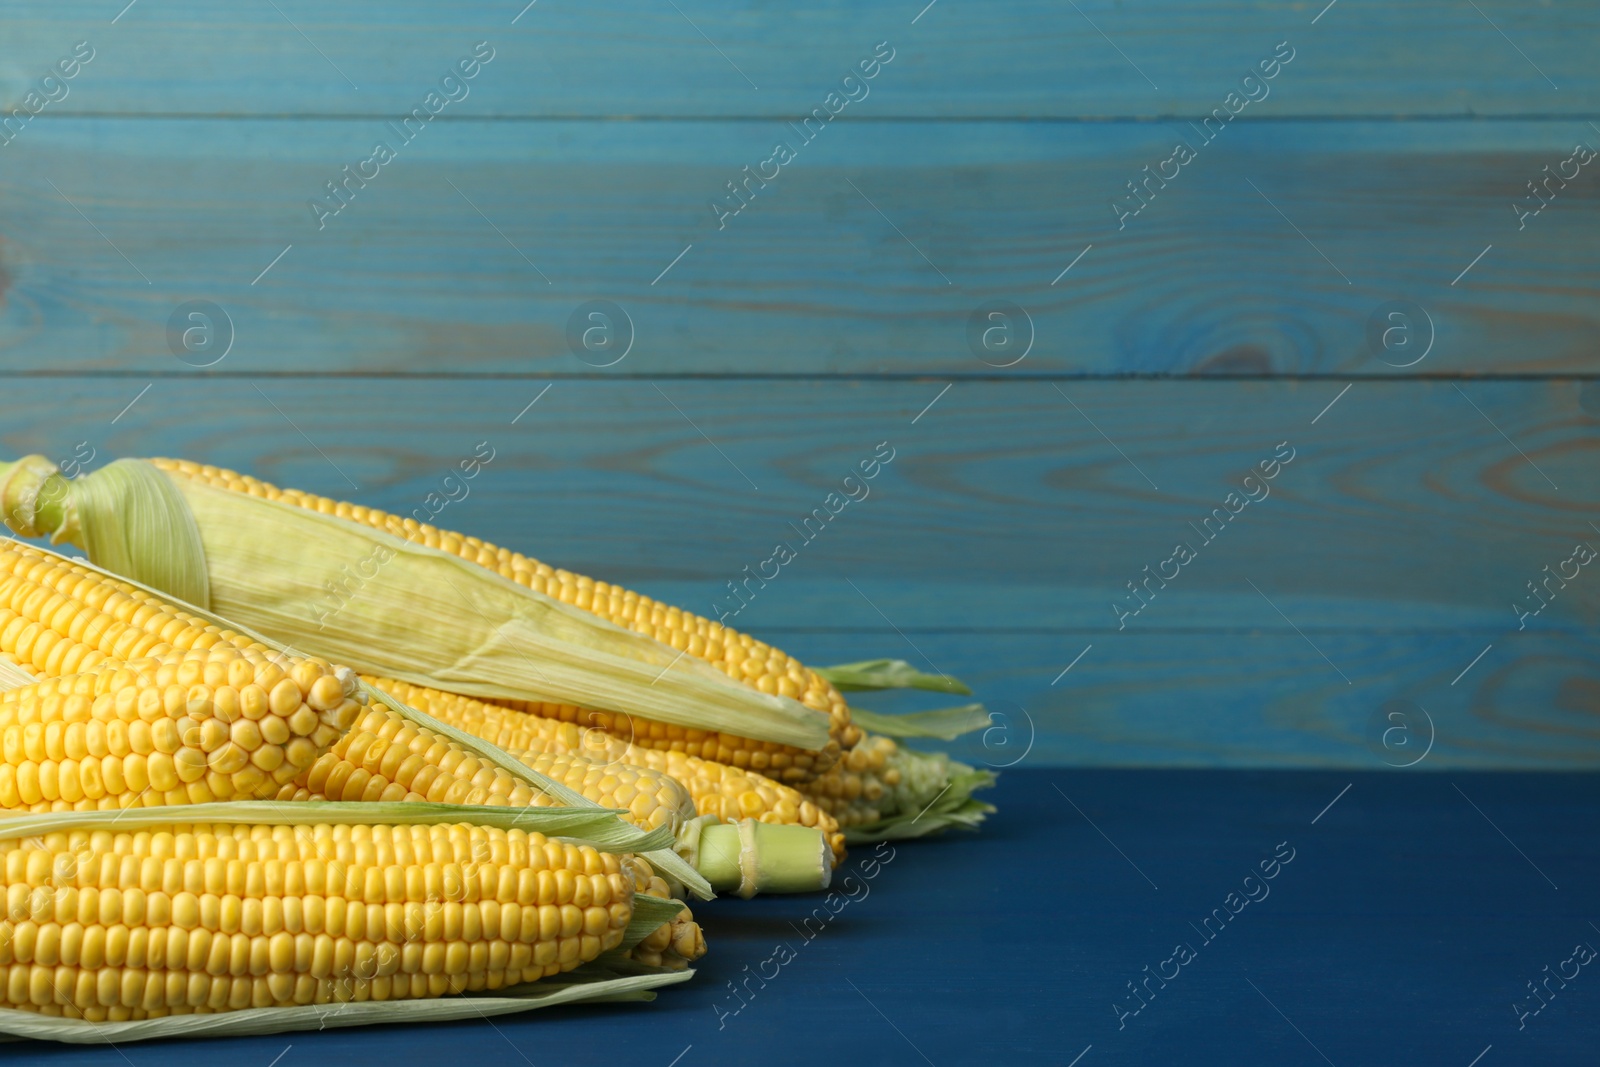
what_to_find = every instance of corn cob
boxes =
[273,702,692,835]
[0,816,635,1019]
[0,546,365,810]
[264,697,711,961]
[797,735,904,828]
[0,648,363,813]
[372,677,846,863]
[801,734,995,843]
[264,704,708,969]
[146,458,856,781]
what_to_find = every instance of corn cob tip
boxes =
[623,857,707,969]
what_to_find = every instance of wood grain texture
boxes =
[2,1,1595,769]
[2,0,1592,117]
[3,377,1590,624]
[776,630,1600,768]
[1,118,1596,375]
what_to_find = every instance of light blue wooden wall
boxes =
[1,1,1596,767]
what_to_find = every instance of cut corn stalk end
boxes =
[687,819,833,899]
[0,457,70,541]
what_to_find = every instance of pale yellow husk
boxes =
[22,459,827,753]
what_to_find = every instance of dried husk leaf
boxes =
[0,967,691,1044]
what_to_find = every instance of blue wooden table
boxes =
[8,769,1597,1066]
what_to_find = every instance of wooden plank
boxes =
[1,376,1592,767]
[2,118,1596,375]
[1,377,1591,629]
[2,1,1591,117]
[770,630,1600,768]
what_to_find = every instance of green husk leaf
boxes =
[847,703,991,741]
[843,794,997,843]
[621,893,688,951]
[815,659,972,695]
[0,968,694,1044]
[646,849,711,900]
[0,800,671,850]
